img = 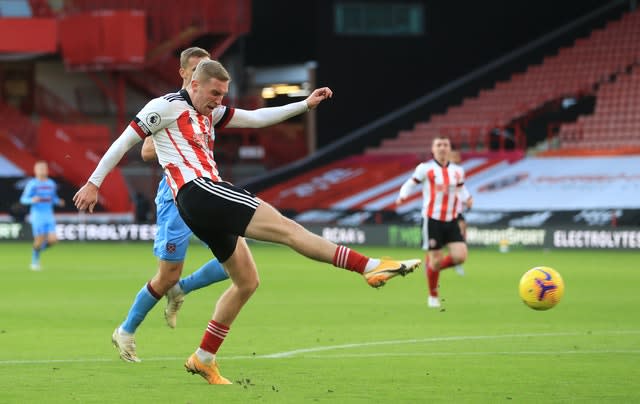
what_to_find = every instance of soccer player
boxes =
[396,136,468,308]
[74,59,421,384]
[19,161,64,270]
[110,47,230,363]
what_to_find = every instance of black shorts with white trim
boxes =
[422,217,465,251]
[176,177,260,262]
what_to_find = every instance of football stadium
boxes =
[1,1,639,402]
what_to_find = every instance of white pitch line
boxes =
[259,330,640,359]
[302,350,640,359]
[1,330,639,365]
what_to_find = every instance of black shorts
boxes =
[457,213,465,222]
[422,217,465,251]
[176,177,260,262]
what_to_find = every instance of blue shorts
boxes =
[31,217,56,237]
[153,198,192,262]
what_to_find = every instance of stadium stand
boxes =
[257,151,525,224]
[60,0,251,96]
[558,66,640,151]
[0,0,251,214]
[1,2,637,225]
[365,9,640,156]
[253,7,640,225]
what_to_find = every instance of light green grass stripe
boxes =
[2,329,638,365]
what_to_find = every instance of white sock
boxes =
[363,258,381,273]
[196,348,215,364]
[118,327,133,336]
[169,283,184,295]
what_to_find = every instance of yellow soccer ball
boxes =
[519,266,565,310]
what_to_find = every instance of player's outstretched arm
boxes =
[73,128,142,213]
[227,87,333,129]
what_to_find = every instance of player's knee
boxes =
[158,261,183,282]
[237,277,259,297]
[454,251,468,264]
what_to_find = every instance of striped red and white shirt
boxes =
[411,160,465,222]
[130,89,234,197]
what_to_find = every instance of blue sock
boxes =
[179,259,228,294]
[31,248,40,264]
[32,241,49,263]
[120,283,160,334]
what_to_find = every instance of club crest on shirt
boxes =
[146,112,162,127]
[434,184,453,194]
[187,116,211,131]
[193,132,208,149]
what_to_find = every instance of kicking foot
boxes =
[364,258,420,288]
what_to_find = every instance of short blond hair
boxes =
[179,47,210,69]
[193,59,231,83]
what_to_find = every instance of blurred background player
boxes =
[111,47,229,363]
[19,161,64,270]
[74,59,421,384]
[396,137,468,308]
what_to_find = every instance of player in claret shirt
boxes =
[20,161,65,270]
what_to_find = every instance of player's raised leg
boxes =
[245,199,420,288]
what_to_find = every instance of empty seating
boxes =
[558,67,640,150]
[367,9,640,155]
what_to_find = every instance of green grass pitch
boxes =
[1,241,638,403]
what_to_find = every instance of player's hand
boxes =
[466,197,474,209]
[395,196,405,205]
[73,182,99,213]
[57,199,66,208]
[305,87,333,109]
[32,196,42,203]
